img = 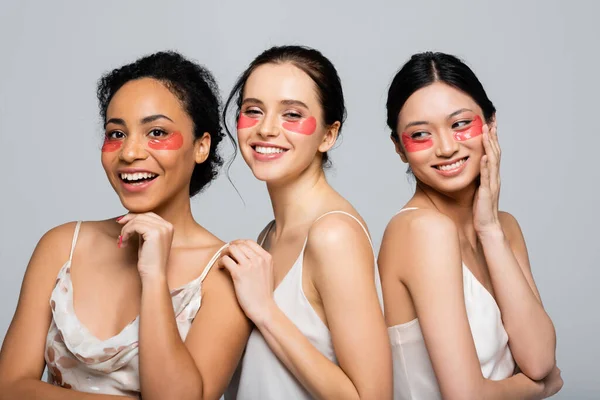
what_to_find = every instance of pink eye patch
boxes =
[400,132,433,152]
[101,138,122,152]
[453,115,483,141]
[282,117,317,135]
[237,114,259,129]
[148,131,184,150]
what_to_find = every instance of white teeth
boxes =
[255,146,285,154]
[120,172,157,181]
[437,158,466,171]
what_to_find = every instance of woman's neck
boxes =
[147,189,204,247]
[266,162,332,233]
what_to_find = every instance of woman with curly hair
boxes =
[0,51,251,399]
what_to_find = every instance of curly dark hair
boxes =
[97,51,229,197]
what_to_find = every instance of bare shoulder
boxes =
[34,221,80,265]
[385,208,457,242]
[306,211,370,253]
[498,211,524,240]
[303,211,373,279]
[380,209,460,280]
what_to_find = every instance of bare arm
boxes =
[138,264,251,400]
[229,214,392,400]
[478,212,556,380]
[382,210,550,400]
[474,122,556,379]
[0,223,131,400]
[118,213,251,400]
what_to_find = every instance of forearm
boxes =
[139,277,202,400]
[0,379,133,399]
[256,303,360,400]
[480,229,556,378]
[480,373,544,400]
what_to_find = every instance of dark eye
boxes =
[410,131,430,140]
[452,120,471,129]
[149,129,168,138]
[244,109,262,116]
[283,111,302,119]
[107,131,125,140]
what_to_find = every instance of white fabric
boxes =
[388,208,515,400]
[226,211,382,400]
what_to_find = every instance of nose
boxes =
[257,114,280,139]
[435,130,460,158]
[119,135,148,163]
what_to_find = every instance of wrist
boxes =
[140,272,168,290]
[253,300,280,331]
[476,224,505,242]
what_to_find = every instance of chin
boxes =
[118,196,160,213]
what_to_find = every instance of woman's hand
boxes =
[538,365,564,398]
[218,239,275,324]
[117,213,174,281]
[473,121,503,236]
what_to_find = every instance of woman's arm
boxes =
[117,214,251,400]
[0,223,132,400]
[478,212,556,380]
[381,210,557,400]
[221,214,392,400]
[474,124,556,379]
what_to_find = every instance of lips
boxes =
[116,169,159,193]
[433,156,469,171]
[432,156,470,177]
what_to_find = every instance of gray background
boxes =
[0,0,597,398]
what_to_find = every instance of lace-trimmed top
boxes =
[44,221,228,397]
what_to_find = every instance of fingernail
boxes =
[116,216,124,222]
[118,235,123,248]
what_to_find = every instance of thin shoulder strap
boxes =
[199,242,230,282]
[258,220,275,247]
[394,207,419,216]
[68,221,82,263]
[312,211,373,248]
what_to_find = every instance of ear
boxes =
[317,121,340,153]
[194,132,211,164]
[391,133,408,163]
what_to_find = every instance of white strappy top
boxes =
[226,211,383,400]
[44,221,228,397]
[388,208,515,400]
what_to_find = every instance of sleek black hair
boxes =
[223,45,346,167]
[97,51,231,197]
[386,51,496,140]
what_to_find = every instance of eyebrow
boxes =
[403,108,474,130]
[104,114,174,128]
[241,98,309,109]
[447,108,473,119]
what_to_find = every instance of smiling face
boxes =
[101,78,209,212]
[394,82,488,194]
[236,62,338,183]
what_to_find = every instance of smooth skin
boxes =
[0,78,251,399]
[220,63,392,400]
[379,82,562,400]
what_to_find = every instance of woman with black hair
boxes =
[0,51,251,399]
[379,52,562,399]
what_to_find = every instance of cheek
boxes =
[453,115,483,141]
[237,114,259,129]
[148,132,184,150]
[282,117,317,135]
[401,133,433,152]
